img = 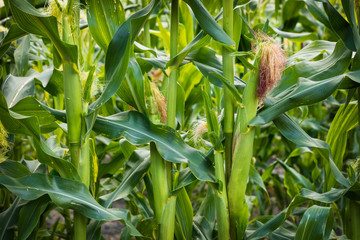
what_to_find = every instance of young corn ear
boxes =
[150,82,167,124]
[228,32,285,239]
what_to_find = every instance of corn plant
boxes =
[1,0,360,239]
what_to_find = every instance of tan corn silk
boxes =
[0,121,9,162]
[256,34,286,100]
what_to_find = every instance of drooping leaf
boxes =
[287,40,336,65]
[94,111,215,182]
[9,0,77,63]
[317,0,357,51]
[100,150,150,206]
[183,0,234,46]
[42,104,215,182]
[1,74,35,108]
[273,113,350,188]
[0,93,79,181]
[0,24,27,58]
[0,173,140,235]
[251,71,360,126]
[0,160,31,178]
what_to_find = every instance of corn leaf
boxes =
[295,206,333,240]
[17,196,50,240]
[0,173,140,236]
[89,0,159,112]
[0,24,27,58]
[9,0,77,63]
[92,111,215,182]
[183,0,234,46]
[0,93,79,181]
[86,0,125,51]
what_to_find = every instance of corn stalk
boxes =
[63,1,89,239]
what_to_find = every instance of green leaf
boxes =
[287,40,336,65]
[272,27,318,42]
[341,0,360,51]
[100,150,150,207]
[183,0,234,46]
[189,47,245,89]
[14,35,30,75]
[0,24,27,58]
[18,195,50,240]
[1,74,35,108]
[251,74,344,125]
[117,57,147,113]
[176,188,193,240]
[10,97,56,126]
[89,0,159,112]
[248,187,346,240]
[0,173,141,236]
[295,206,333,240]
[9,0,77,63]
[273,113,350,188]
[252,62,360,126]
[89,20,131,112]
[0,160,31,178]
[86,0,125,51]
[249,164,267,193]
[325,103,358,190]
[0,93,79,181]
[167,31,211,68]
[316,0,356,51]
[0,198,24,239]
[277,160,314,190]
[44,104,215,182]
[92,111,215,182]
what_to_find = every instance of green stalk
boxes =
[223,0,234,184]
[142,0,151,59]
[158,1,179,239]
[345,200,360,239]
[203,80,230,239]
[63,2,88,239]
[167,0,179,129]
[150,143,169,222]
[228,54,261,239]
[214,151,230,240]
[141,0,170,232]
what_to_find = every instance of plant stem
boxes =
[223,0,234,185]
[142,0,151,59]
[158,1,179,239]
[203,79,230,239]
[150,143,169,222]
[63,1,88,239]
[214,151,231,240]
[228,55,261,239]
[167,0,179,129]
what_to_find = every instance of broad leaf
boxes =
[183,0,234,46]
[295,206,333,240]
[86,0,125,51]
[0,173,141,236]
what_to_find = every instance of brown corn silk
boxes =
[255,32,286,101]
